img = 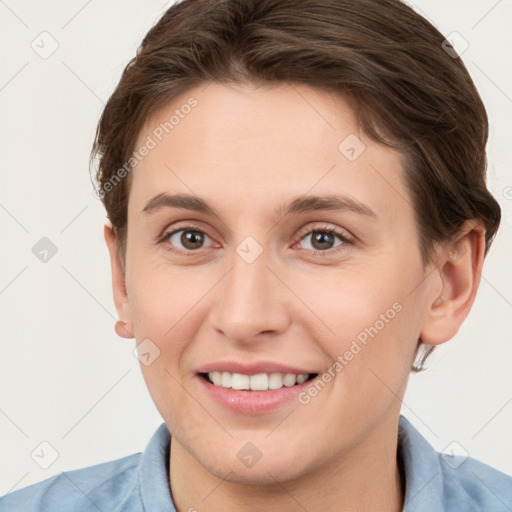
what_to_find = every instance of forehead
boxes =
[129,82,409,223]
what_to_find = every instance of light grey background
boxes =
[0,0,511,494]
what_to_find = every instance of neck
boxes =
[168,416,405,512]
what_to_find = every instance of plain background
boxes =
[0,0,511,495]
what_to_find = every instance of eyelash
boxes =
[157,222,354,257]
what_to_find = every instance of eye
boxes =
[295,225,352,255]
[159,223,214,254]
[158,222,353,256]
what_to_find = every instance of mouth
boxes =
[199,371,319,391]
[194,362,322,414]
[197,370,320,414]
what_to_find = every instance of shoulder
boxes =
[0,453,142,512]
[398,415,512,511]
[439,453,512,510]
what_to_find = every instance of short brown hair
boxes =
[90,0,501,371]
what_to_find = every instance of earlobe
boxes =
[104,223,134,339]
[114,309,134,339]
[420,221,486,346]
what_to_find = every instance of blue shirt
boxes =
[1,414,511,511]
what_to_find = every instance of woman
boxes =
[2,0,511,510]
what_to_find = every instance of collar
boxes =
[399,415,446,511]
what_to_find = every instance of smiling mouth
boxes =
[199,371,318,391]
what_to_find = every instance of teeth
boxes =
[207,371,310,390]
[296,374,308,384]
[210,371,222,386]
[250,373,268,391]
[231,373,250,390]
[221,371,232,388]
[268,373,283,389]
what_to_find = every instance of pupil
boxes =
[313,231,333,250]
[183,230,203,249]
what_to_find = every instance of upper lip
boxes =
[196,361,318,376]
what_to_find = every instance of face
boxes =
[115,82,440,484]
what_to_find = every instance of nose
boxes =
[211,245,290,346]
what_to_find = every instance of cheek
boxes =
[291,264,406,347]
[295,259,424,390]
[125,260,224,417]
[128,263,203,420]
[127,254,210,340]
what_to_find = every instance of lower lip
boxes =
[196,374,315,414]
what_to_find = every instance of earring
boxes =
[447,251,457,262]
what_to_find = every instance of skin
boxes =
[105,81,486,512]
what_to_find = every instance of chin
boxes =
[203,452,308,486]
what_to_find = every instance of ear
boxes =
[420,220,486,345]
[104,222,134,339]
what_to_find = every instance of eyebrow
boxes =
[141,192,377,220]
